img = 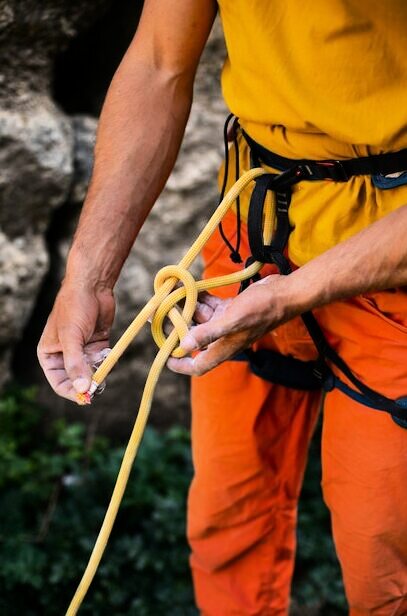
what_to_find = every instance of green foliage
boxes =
[0,387,346,615]
[0,387,195,616]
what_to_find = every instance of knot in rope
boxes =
[150,264,198,358]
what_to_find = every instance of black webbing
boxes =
[300,311,405,418]
[218,114,243,264]
[243,130,407,180]
[242,128,407,421]
[247,174,293,274]
[240,348,322,391]
[239,256,261,293]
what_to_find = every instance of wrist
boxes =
[282,264,331,315]
[64,258,116,295]
[65,241,121,292]
[268,269,323,322]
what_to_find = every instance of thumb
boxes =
[59,325,92,393]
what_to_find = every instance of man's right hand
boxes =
[37,0,216,402]
[37,281,115,403]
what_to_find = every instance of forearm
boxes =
[167,204,407,376]
[38,0,218,398]
[66,56,193,290]
[287,204,407,314]
[64,0,218,291]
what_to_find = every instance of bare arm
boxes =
[169,205,407,375]
[38,0,217,400]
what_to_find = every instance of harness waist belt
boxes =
[242,130,407,181]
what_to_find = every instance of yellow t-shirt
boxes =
[218,0,407,266]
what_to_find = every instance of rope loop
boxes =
[151,264,198,358]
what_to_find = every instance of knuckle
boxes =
[65,359,84,375]
[193,359,207,377]
[59,323,80,339]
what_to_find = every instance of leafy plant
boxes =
[0,386,346,615]
[0,387,195,615]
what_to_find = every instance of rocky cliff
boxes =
[0,0,226,433]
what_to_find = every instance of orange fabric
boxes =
[322,389,407,616]
[189,211,407,614]
[189,366,320,615]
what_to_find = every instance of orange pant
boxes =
[188,211,407,615]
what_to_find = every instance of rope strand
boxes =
[66,165,274,615]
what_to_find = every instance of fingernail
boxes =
[73,377,90,393]
[180,334,198,352]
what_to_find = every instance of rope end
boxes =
[75,380,100,406]
[76,391,92,406]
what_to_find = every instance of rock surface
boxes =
[0,0,113,388]
[1,0,227,434]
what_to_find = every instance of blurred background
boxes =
[0,1,346,613]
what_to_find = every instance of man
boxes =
[38,1,407,614]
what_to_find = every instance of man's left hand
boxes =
[167,275,291,376]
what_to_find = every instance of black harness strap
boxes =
[248,168,302,274]
[243,130,407,181]
[239,129,407,425]
[301,311,407,421]
[234,349,322,391]
[247,175,292,272]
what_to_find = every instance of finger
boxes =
[169,332,247,376]
[197,291,223,310]
[167,355,195,375]
[37,336,72,399]
[193,294,228,324]
[179,318,229,353]
[40,352,65,371]
[84,342,111,366]
[193,336,244,374]
[59,325,93,394]
[193,300,215,324]
[42,368,78,402]
[39,344,110,402]
[36,354,78,402]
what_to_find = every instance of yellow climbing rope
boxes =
[66,166,274,615]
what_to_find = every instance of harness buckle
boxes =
[316,160,350,182]
[269,166,304,190]
[294,161,350,182]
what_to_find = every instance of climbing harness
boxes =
[237,126,407,429]
[66,118,407,614]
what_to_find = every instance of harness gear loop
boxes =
[218,114,243,263]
